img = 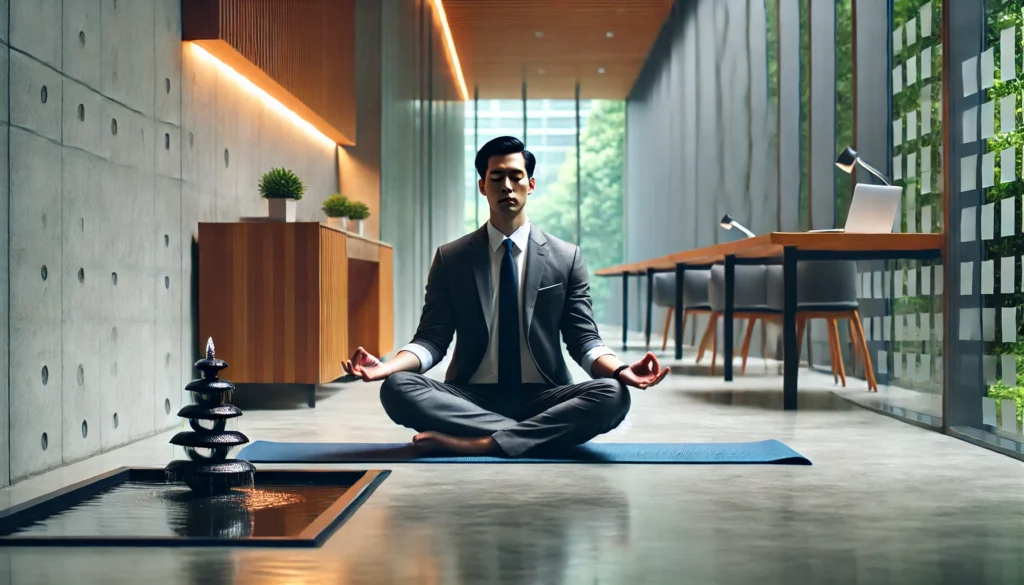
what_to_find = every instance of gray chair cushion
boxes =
[766,261,860,312]
[653,270,712,310]
[708,264,776,313]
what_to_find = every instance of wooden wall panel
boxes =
[198,223,321,384]
[319,227,349,384]
[183,0,356,144]
[348,259,381,359]
[378,246,394,357]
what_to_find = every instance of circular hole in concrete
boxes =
[79,218,84,232]
[165,78,171,94]
[78,268,85,283]
[40,85,47,104]
[224,149,229,167]
[165,352,171,366]
[164,234,169,247]
[79,31,86,46]
[164,276,170,289]
[78,103,85,121]
[40,265,47,280]
[111,118,118,135]
[164,133,170,150]
[41,213,46,228]
[188,132,194,147]
[77,364,84,386]
[41,433,48,451]
[82,420,88,438]
[41,365,48,385]
[113,413,119,429]
[111,272,117,285]
[164,398,171,415]
[111,326,118,342]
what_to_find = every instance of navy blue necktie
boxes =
[498,238,521,387]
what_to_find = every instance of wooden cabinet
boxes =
[197,222,393,400]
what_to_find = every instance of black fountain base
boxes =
[0,467,389,547]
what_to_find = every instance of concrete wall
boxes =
[0,0,459,486]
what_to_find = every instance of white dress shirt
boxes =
[401,218,613,383]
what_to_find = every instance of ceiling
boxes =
[441,0,676,100]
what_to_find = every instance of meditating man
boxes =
[343,136,669,457]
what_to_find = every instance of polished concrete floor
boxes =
[2,331,1024,584]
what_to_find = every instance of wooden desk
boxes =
[197,222,394,406]
[597,232,944,410]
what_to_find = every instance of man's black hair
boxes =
[474,135,536,179]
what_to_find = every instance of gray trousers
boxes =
[379,372,631,458]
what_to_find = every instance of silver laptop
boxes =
[810,183,903,233]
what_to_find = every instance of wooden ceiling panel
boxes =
[442,0,675,99]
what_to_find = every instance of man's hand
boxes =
[342,347,391,382]
[617,352,669,389]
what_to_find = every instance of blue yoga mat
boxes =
[237,439,810,465]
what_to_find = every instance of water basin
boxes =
[0,467,389,547]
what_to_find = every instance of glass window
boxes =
[946,0,1024,454]
[834,0,855,227]
[578,100,625,324]
[524,99,578,245]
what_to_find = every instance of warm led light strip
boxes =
[433,0,469,100]
[188,42,338,148]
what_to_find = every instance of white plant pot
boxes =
[268,198,297,222]
[326,216,344,229]
[356,219,365,236]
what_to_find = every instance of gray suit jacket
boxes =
[408,224,607,386]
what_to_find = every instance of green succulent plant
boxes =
[258,167,305,200]
[346,201,371,221]
[322,194,350,218]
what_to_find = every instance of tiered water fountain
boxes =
[165,337,257,496]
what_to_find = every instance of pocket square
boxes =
[538,282,563,292]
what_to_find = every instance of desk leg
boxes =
[621,272,629,351]
[674,263,685,360]
[645,268,655,349]
[782,246,798,410]
[723,255,735,382]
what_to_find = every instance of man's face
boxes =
[479,152,534,216]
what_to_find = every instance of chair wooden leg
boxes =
[740,318,756,375]
[710,316,718,375]
[829,319,847,386]
[661,307,674,352]
[697,313,717,363]
[849,310,877,391]
[826,319,839,383]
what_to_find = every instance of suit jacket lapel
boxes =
[469,225,494,332]
[523,227,548,335]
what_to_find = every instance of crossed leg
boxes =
[379,371,631,458]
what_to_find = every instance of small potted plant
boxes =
[322,193,351,230]
[259,167,305,222]
[346,201,371,235]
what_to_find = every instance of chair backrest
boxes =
[766,260,859,310]
[708,264,770,312]
[652,270,712,309]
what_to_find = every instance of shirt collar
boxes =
[487,218,531,253]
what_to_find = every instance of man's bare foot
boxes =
[412,431,501,457]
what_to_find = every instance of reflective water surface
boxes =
[3,481,349,539]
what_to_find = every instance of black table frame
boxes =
[608,245,942,410]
